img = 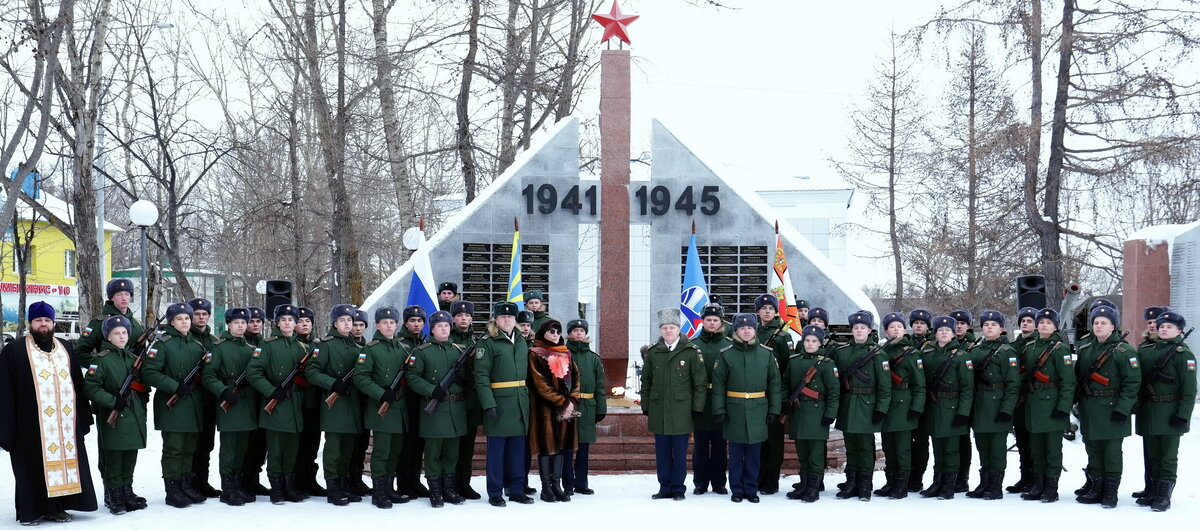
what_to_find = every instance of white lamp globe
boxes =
[129,200,160,227]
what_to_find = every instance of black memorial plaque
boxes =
[463,243,490,253]
[680,245,771,315]
[460,242,553,313]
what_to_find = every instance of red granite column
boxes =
[599,49,631,393]
[1122,239,1171,336]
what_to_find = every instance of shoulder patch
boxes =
[82,327,93,337]
[204,352,214,363]
[696,353,704,363]
[357,352,367,364]
[407,355,417,365]
[880,360,890,372]
[786,340,794,350]
[366,339,380,347]
[252,347,262,358]
[916,358,924,369]
[147,348,159,359]
[1128,357,1139,368]
[87,364,98,375]
[965,359,974,370]
[1009,357,1018,367]
[311,348,320,358]
[719,345,733,353]
[475,348,485,359]
[832,366,839,377]
[1187,359,1196,372]
[1062,354,1073,366]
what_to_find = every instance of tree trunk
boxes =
[1037,0,1072,304]
[457,0,481,203]
[966,33,979,308]
[520,0,540,152]
[288,64,306,305]
[373,0,417,220]
[887,42,904,310]
[497,0,522,172]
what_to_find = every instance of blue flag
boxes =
[405,231,438,335]
[680,234,710,339]
[506,228,525,310]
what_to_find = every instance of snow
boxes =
[0,190,124,232]
[1127,220,1200,252]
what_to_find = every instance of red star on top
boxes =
[592,1,639,45]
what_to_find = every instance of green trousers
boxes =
[371,431,404,477]
[1146,434,1181,480]
[323,432,358,479]
[843,433,875,472]
[931,435,960,473]
[974,432,1007,472]
[1083,438,1124,478]
[793,439,825,475]
[760,423,785,487]
[423,437,459,477]
[161,432,198,479]
[881,430,912,471]
[266,430,300,474]
[1030,432,1063,477]
[100,449,138,488]
[218,431,252,475]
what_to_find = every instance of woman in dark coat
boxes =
[527,320,580,503]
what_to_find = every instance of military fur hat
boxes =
[297,306,315,321]
[1089,305,1119,328]
[657,307,683,328]
[801,325,826,343]
[354,310,369,324]
[274,304,299,321]
[949,309,973,326]
[375,306,400,323]
[808,307,829,325]
[754,294,779,311]
[709,294,723,305]
[186,297,213,314]
[106,278,134,300]
[329,304,357,322]
[881,312,906,330]
[1089,298,1117,312]
[429,310,453,327]
[931,315,957,332]
[795,298,810,309]
[1155,311,1186,330]
[1036,308,1060,328]
[978,310,1006,328]
[224,307,250,323]
[701,304,724,319]
[1144,306,1168,322]
[732,313,757,331]
[402,305,427,321]
[102,315,132,339]
[166,302,193,321]
[450,300,474,316]
[248,306,267,321]
[848,311,874,329]
[566,319,588,334]
[438,282,458,294]
[516,309,534,324]
[908,309,933,327]
[523,289,544,302]
[1017,307,1038,322]
[492,301,519,318]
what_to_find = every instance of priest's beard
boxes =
[30,329,55,352]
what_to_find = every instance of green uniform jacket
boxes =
[83,342,148,450]
[691,328,733,432]
[407,339,468,438]
[958,330,978,348]
[568,340,606,443]
[294,334,321,409]
[474,328,531,437]
[785,352,839,440]
[1021,332,1077,434]
[531,310,552,335]
[831,341,891,434]
[352,335,410,434]
[1010,331,1036,359]
[881,336,925,432]
[304,329,364,434]
[201,332,259,432]
[76,301,145,367]
[1135,336,1196,436]
[640,337,708,436]
[756,317,795,373]
[1075,333,1140,440]
[450,327,482,423]
[711,338,782,444]
[192,325,217,353]
[246,332,306,433]
[922,341,974,438]
[968,337,1021,433]
[909,333,934,351]
[141,328,205,432]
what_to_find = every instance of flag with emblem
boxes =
[405,221,439,334]
[87,364,97,375]
[768,222,802,341]
[147,348,158,359]
[82,327,92,337]
[1010,357,1018,367]
[253,347,262,358]
[679,232,710,339]
[506,218,525,311]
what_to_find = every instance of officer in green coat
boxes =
[1019,308,1076,503]
[641,307,708,501]
[141,303,208,508]
[406,310,470,508]
[691,305,732,496]
[875,312,925,500]
[395,305,429,499]
[449,300,483,500]
[1073,305,1139,508]
[474,302,532,506]
[906,308,934,493]
[753,294,793,494]
[947,308,978,493]
[200,307,259,507]
[185,297,221,499]
[304,304,365,506]
[832,311,891,501]
[1007,306,1039,494]
[245,304,308,504]
[1134,310,1195,512]
[239,306,271,497]
[76,279,145,367]
[352,306,412,509]
[965,310,1020,501]
[84,315,148,515]
[711,314,783,503]
[917,315,974,500]
[784,325,839,502]
[563,319,605,495]
[1131,305,1168,502]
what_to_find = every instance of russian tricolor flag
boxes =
[405,228,438,335]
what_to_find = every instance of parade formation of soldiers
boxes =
[0,276,1194,524]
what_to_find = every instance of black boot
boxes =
[1137,476,1159,506]
[890,471,909,499]
[1151,479,1175,512]
[1007,469,1031,493]
[342,475,362,502]
[282,473,307,502]
[192,473,221,498]
[857,471,872,501]
[351,474,371,497]
[786,474,808,500]
[966,470,988,498]
[1040,476,1059,503]
[1020,474,1044,501]
[458,471,482,500]
[939,472,957,500]
[244,473,272,497]
[1132,469,1153,499]
[326,477,349,506]
[538,456,556,502]
[371,476,393,509]
[220,474,245,506]
[105,487,128,515]
[835,471,859,499]
[907,471,923,492]
[428,475,445,508]
[873,470,894,497]
[983,470,1004,500]
[303,469,327,496]
[551,454,571,502]
[1076,470,1103,504]
[919,472,943,498]
[267,473,286,505]
[121,485,148,511]
[1100,476,1120,508]
[1075,468,1096,496]
[165,478,192,508]
[179,473,207,504]
[954,473,969,493]
[443,476,466,505]
[386,473,410,504]
[232,473,255,503]
[801,474,821,502]
[410,472,431,498]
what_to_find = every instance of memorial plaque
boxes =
[462,293,492,303]
[492,244,513,253]
[743,275,768,285]
[525,254,549,264]
[463,243,490,253]
[463,253,491,262]
[524,274,549,283]
[740,255,768,264]
[524,264,549,274]
[710,285,739,295]
[523,244,550,254]
[464,273,490,282]
[463,283,491,293]
[740,284,766,293]
[710,275,738,285]
[740,265,768,275]
[459,242,553,312]
[463,263,492,273]
[710,255,738,265]
[740,246,769,254]
[711,266,739,276]
[711,245,738,255]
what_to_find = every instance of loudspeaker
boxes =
[1015,275,1048,313]
[264,280,294,319]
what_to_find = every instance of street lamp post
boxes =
[128,200,159,325]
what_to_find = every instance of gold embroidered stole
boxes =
[25,336,82,497]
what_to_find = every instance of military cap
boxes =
[1089,298,1117,312]
[709,294,723,305]
[186,297,213,313]
[978,310,1006,328]
[429,310,453,327]
[224,307,250,323]
[492,302,520,318]
[523,289,544,302]
[354,310,369,324]
[931,315,957,332]
[949,309,973,326]
[1089,305,1119,328]
[274,304,299,320]
[1156,311,1186,330]
[402,305,427,321]
[297,306,315,321]
[701,305,724,319]
[438,282,458,294]
[450,300,475,316]
[908,309,933,327]
[516,309,535,323]
[795,298,810,309]
[1144,306,1168,321]
[754,294,779,311]
[102,315,132,338]
[566,319,588,334]
[329,304,357,322]
[801,325,826,343]
[808,307,829,325]
[881,312,906,330]
[1017,307,1038,322]
[658,307,682,328]
[732,313,757,331]
[1036,308,1060,327]
[848,310,874,329]
[375,306,400,322]
[166,302,194,321]
[28,301,54,321]
[248,306,267,321]
[106,278,135,300]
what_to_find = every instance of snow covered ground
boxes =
[4,407,1198,527]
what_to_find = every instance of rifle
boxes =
[1017,339,1063,406]
[105,318,168,427]
[219,367,250,412]
[1077,331,1131,398]
[166,349,209,408]
[324,367,357,409]
[423,336,482,414]
[929,345,964,402]
[264,349,316,415]
[1142,328,1195,398]
[788,356,830,405]
[378,343,416,417]
[889,343,911,386]
[840,336,897,390]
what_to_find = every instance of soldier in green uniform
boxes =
[1134,310,1194,512]
[524,290,552,332]
[240,306,271,498]
[141,303,208,508]
[292,306,325,497]
[304,304,365,506]
[795,298,810,326]
[785,325,839,502]
[917,315,974,500]
[1006,306,1039,494]
[406,310,470,508]
[712,314,783,503]
[76,279,145,367]
[84,315,148,514]
[352,306,412,509]
[438,282,458,312]
[396,305,429,499]
[753,294,793,494]
[246,307,267,347]
[832,311,891,501]
[185,298,221,499]
[965,310,1020,500]
[947,308,977,493]
[642,307,708,501]
[1073,305,1140,508]
[246,304,308,504]
[449,301,483,500]
[352,310,369,346]
[1018,308,1076,503]
[517,310,535,341]
[875,312,925,499]
[563,319,605,495]
[691,305,732,495]
[475,302,533,507]
[906,308,934,492]
[346,309,371,497]
[200,307,257,506]
[1131,305,1168,502]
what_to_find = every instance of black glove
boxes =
[380,389,397,404]
[174,383,192,399]
[766,413,779,424]
[270,387,289,401]
[872,410,886,424]
[485,407,499,418]
[995,411,1013,423]
[1170,416,1187,427]
[331,380,350,394]
[713,414,729,424]
[821,416,834,426]
[1050,408,1068,420]
[112,396,128,412]
[432,386,448,401]
[952,414,969,427]
[907,410,921,421]
[641,407,650,416]
[692,410,703,419]
[1110,411,1128,423]
[220,389,240,406]
[595,413,606,423]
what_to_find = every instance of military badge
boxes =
[147,348,158,359]
[881,361,890,372]
[252,348,262,358]
[832,366,839,377]
[204,352,213,363]
[475,348,486,360]
[965,359,974,370]
[1063,354,1073,366]
[916,359,924,369]
[1009,357,1018,367]
[312,348,320,358]
[87,364,98,375]
[82,327,93,337]
[1187,359,1196,372]
[1129,358,1139,368]
[679,360,686,367]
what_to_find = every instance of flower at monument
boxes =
[611,386,626,396]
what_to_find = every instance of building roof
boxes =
[1,190,123,232]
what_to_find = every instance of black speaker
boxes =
[265,280,294,319]
[1015,275,1048,313]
